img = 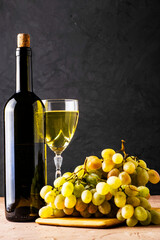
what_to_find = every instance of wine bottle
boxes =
[4,33,46,222]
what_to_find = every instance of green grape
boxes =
[73,183,85,198]
[107,168,120,178]
[114,191,126,208]
[102,159,115,172]
[126,196,140,207]
[137,186,150,198]
[75,198,88,212]
[88,202,98,214]
[107,176,122,189]
[125,185,138,197]
[92,192,105,206]
[64,194,76,208]
[54,194,65,210]
[126,216,138,227]
[134,206,148,221]
[138,197,151,210]
[123,161,135,174]
[121,204,134,219]
[116,209,125,221]
[96,182,110,195]
[44,190,56,203]
[80,209,91,218]
[126,156,138,168]
[150,210,160,225]
[101,148,115,159]
[136,167,149,186]
[98,200,111,215]
[53,209,66,217]
[81,190,92,204]
[63,207,74,215]
[118,171,131,185]
[112,153,123,164]
[74,165,84,179]
[61,182,74,197]
[54,177,66,188]
[40,185,53,199]
[148,169,160,184]
[140,210,151,226]
[138,160,147,168]
[86,173,99,186]
[63,172,73,179]
[39,205,53,218]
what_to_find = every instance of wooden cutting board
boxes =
[35,208,160,228]
[36,217,123,228]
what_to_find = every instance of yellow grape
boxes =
[75,198,88,212]
[107,176,122,189]
[74,165,84,179]
[81,190,92,204]
[125,185,139,197]
[101,148,115,159]
[138,160,147,168]
[39,205,53,218]
[107,168,120,178]
[114,191,126,208]
[123,161,135,174]
[116,208,125,221]
[80,209,91,218]
[126,196,140,207]
[118,171,131,185]
[148,169,160,184]
[126,156,138,168]
[53,209,65,217]
[54,194,65,209]
[96,182,110,195]
[61,182,74,197]
[44,190,56,203]
[40,185,53,199]
[121,204,134,219]
[64,194,76,208]
[98,200,111,215]
[92,192,105,206]
[54,177,66,188]
[102,159,115,172]
[63,172,73,179]
[105,192,112,200]
[86,156,102,170]
[112,153,123,164]
[63,207,74,215]
[88,202,98,214]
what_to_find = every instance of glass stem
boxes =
[54,154,63,179]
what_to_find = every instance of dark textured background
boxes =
[0,0,160,196]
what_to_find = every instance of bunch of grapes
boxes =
[39,140,160,227]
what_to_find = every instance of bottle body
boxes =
[4,35,46,222]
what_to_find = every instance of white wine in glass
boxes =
[43,99,79,179]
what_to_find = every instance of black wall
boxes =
[0,0,160,196]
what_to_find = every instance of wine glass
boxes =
[42,99,79,179]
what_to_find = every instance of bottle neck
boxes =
[16,47,33,92]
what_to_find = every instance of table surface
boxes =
[0,196,160,240]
